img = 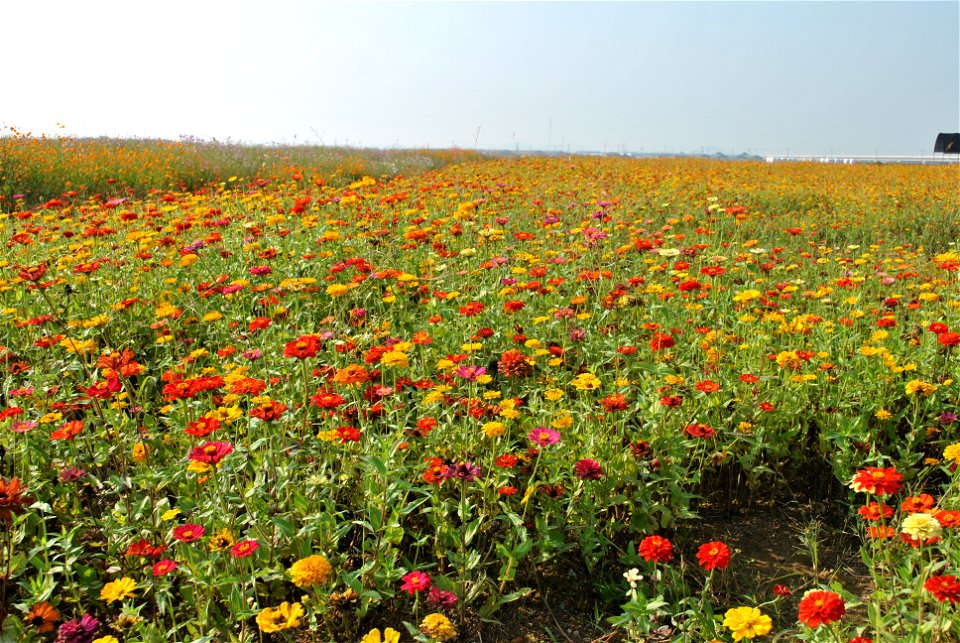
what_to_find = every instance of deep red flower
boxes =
[638,535,673,563]
[924,575,960,603]
[574,458,604,480]
[798,590,845,627]
[696,541,731,570]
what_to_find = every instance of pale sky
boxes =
[3,1,958,156]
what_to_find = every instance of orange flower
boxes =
[0,476,31,521]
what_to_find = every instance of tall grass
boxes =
[0,129,486,208]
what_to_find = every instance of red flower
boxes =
[188,441,234,465]
[284,335,321,359]
[924,575,960,603]
[230,540,260,558]
[684,423,715,439]
[797,590,845,627]
[772,584,792,597]
[335,426,361,443]
[695,380,720,393]
[152,559,178,576]
[900,494,935,514]
[400,571,431,594]
[574,458,604,480]
[938,332,960,347]
[850,466,903,496]
[17,263,48,282]
[649,332,674,351]
[696,541,731,570]
[185,416,220,437]
[172,524,205,543]
[638,535,673,563]
[858,502,893,521]
[601,393,628,412]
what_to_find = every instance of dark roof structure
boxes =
[934,133,960,154]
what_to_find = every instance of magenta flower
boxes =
[574,458,604,480]
[442,461,482,482]
[427,586,459,609]
[528,427,561,447]
[454,365,487,381]
[400,570,431,594]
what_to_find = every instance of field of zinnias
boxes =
[0,149,958,643]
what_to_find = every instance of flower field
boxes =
[0,147,958,642]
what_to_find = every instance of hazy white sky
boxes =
[3,1,958,155]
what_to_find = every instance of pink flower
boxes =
[527,427,560,447]
[400,570,431,594]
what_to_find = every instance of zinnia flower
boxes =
[419,612,457,641]
[188,441,234,465]
[574,458,604,480]
[172,524,205,543]
[696,541,732,571]
[900,512,942,542]
[0,476,32,521]
[54,613,99,643]
[401,570,431,594]
[797,590,845,627]
[528,427,560,446]
[231,539,259,558]
[289,554,333,587]
[638,535,673,563]
[361,628,401,643]
[924,575,960,603]
[849,466,903,496]
[723,606,773,641]
[24,601,59,634]
[100,577,137,603]
[256,601,304,633]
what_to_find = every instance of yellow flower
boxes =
[723,606,773,641]
[326,283,351,297]
[905,380,937,396]
[208,528,235,552]
[543,388,565,401]
[419,613,457,641]
[944,442,960,463]
[901,513,942,541]
[93,637,120,643]
[875,409,892,420]
[360,627,401,643]
[289,554,333,587]
[571,372,601,391]
[733,289,762,303]
[161,508,182,521]
[380,351,409,368]
[256,601,304,633]
[482,421,505,438]
[100,577,137,604]
[132,442,150,463]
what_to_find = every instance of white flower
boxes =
[623,568,643,589]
